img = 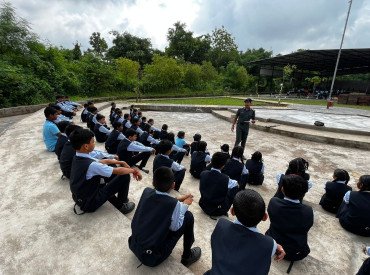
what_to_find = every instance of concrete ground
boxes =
[0,102,369,274]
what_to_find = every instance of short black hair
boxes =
[233,189,265,227]
[44,106,57,118]
[113,121,122,130]
[282,174,308,200]
[65,124,82,137]
[56,95,64,100]
[57,121,71,133]
[359,175,370,191]
[286,158,309,178]
[167,132,175,143]
[50,104,61,111]
[193,133,201,141]
[211,152,229,169]
[132,117,140,124]
[141,116,147,122]
[177,131,185,138]
[115,109,122,115]
[125,128,137,138]
[148,118,154,124]
[96,113,105,121]
[251,151,262,162]
[231,146,244,160]
[158,140,173,154]
[111,102,116,106]
[87,101,94,105]
[87,106,97,113]
[124,113,130,119]
[83,103,88,108]
[220,144,229,153]
[153,167,175,192]
[162,124,168,130]
[197,141,207,152]
[333,169,350,183]
[69,129,95,150]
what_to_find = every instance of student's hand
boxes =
[231,124,235,132]
[274,244,285,261]
[183,196,193,205]
[151,149,156,155]
[178,193,193,202]
[132,169,142,181]
[114,155,120,160]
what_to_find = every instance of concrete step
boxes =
[211,110,370,150]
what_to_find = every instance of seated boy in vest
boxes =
[153,140,186,191]
[59,124,82,179]
[94,114,111,143]
[105,122,125,154]
[190,141,211,179]
[69,128,141,214]
[54,120,71,160]
[43,106,61,152]
[117,129,155,174]
[129,167,201,267]
[86,106,98,131]
[266,174,313,261]
[199,152,239,217]
[190,133,201,155]
[320,169,352,214]
[245,151,265,186]
[167,132,187,164]
[205,190,285,275]
[159,124,169,140]
[336,175,370,237]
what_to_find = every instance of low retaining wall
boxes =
[132,103,228,113]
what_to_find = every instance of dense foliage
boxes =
[0,2,275,108]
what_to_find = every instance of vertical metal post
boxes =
[328,0,353,103]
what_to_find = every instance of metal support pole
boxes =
[328,0,353,104]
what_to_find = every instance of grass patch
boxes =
[140,97,267,106]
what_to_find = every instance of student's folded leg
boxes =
[130,152,151,169]
[172,151,186,164]
[239,174,249,190]
[226,186,239,210]
[174,169,186,191]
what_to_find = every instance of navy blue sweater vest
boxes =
[59,141,75,179]
[129,188,177,265]
[159,130,168,140]
[70,156,101,201]
[190,151,207,178]
[86,114,95,131]
[117,139,134,163]
[320,181,352,214]
[105,130,121,154]
[94,123,110,143]
[199,170,229,215]
[222,159,244,182]
[245,159,263,185]
[209,218,274,275]
[266,197,313,261]
[139,131,150,146]
[337,191,370,237]
[153,154,173,173]
[55,135,68,160]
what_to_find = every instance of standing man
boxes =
[231,98,255,156]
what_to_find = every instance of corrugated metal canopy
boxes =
[246,48,370,76]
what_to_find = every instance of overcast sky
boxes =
[8,0,370,55]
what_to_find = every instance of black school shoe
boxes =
[119,202,135,214]
[181,247,201,267]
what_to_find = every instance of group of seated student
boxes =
[43,103,370,273]
[55,95,81,119]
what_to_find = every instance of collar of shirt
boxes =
[159,154,170,159]
[335,180,347,184]
[211,168,221,173]
[61,133,68,137]
[232,157,242,162]
[155,190,171,197]
[234,219,260,233]
[283,197,300,204]
[75,152,98,161]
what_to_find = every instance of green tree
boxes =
[208,26,239,68]
[223,62,252,91]
[115,57,140,89]
[200,61,218,83]
[72,42,82,60]
[107,31,153,66]
[88,32,108,57]
[183,63,202,89]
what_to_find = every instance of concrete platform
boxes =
[1,102,369,274]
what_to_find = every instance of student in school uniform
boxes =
[222,146,248,190]
[54,120,71,160]
[81,101,94,123]
[159,124,169,140]
[147,118,161,135]
[51,105,72,124]
[116,129,155,174]
[199,152,239,217]
[336,175,370,237]
[109,102,116,124]
[55,95,76,118]
[274,157,312,201]
[153,140,186,191]
[130,117,145,137]
[64,96,82,110]
[175,131,190,154]
[190,133,201,155]
[113,109,123,125]
[93,114,111,143]
[43,106,61,152]
[266,174,313,261]
[59,125,83,179]
[86,106,98,131]
[205,189,285,275]
[129,167,201,267]
[245,151,265,186]
[167,132,187,164]
[139,129,160,148]
[69,128,140,214]
[220,144,230,158]
[320,169,352,214]
[190,141,211,179]
[105,122,125,154]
